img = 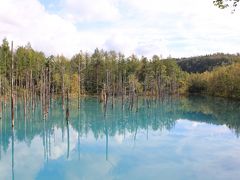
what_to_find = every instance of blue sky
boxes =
[0,0,240,58]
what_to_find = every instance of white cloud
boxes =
[0,0,104,57]
[61,0,121,22]
[0,0,240,58]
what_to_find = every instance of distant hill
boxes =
[176,53,240,73]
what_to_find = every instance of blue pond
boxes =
[0,96,240,180]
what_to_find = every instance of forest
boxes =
[177,53,240,73]
[0,38,240,113]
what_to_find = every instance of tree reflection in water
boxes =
[0,96,239,161]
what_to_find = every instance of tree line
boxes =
[0,38,240,111]
[0,39,188,110]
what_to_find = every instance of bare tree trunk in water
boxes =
[103,70,109,116]
[96,63,99,95]
[30,70,33,110]
[157,74,162,100]
[61,67,65,110]
[43,67,46,119]
[24,90,27,119]
[48,65,51,110]
[129,81,135,111]
[120,72,124,110]
[66,88,69,121]
[78,56,81,109]
[11,41,14,127]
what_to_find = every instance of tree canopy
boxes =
[0,38,240,102]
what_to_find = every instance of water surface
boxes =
[0,96,240,180]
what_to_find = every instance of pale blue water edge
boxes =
[0,96,240,180]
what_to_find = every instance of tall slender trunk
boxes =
[61,67,65,110]
[96,64,99,95]
[48,65,51,109]
[157,74,161,99]
[66,88,69,120]
[30,70,33,110]
[78,57,81,109]
[111,73,114,109]
[11,41,14,127]
[43,67,46,118]
[121,72,124,110]
[40,69,43,112]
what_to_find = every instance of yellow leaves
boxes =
[187,63,240,99]
[70,73,78,95]
[128,74,143,93]
[52,73,61,86]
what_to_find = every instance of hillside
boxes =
[177,53,240,73]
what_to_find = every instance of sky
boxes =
[0,0,240,58]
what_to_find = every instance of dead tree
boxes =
[66,88,69,121]
[61,65,65,110]
[78,55,81,109]
[11,41,14,127]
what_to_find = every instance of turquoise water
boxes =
[0,96,240,180]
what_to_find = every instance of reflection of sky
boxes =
[1,119,240,180]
